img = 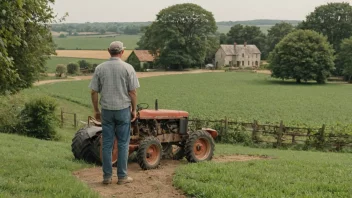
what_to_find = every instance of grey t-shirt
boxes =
[88,57,140,110]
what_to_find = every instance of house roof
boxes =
[220,44,261,56]
[133,50,155,62]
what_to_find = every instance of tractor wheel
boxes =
[93,133,118,167]
[137,137,162,170]
[185,130,215,163]
[71,128,101,164]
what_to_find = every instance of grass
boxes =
[54,34,140,50]
[0,133,99,198]
[34,72,352,127]
[45,57,105,73]
[173,144,352,198]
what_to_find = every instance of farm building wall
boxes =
[233,49,261,67]
[215,49,232,67]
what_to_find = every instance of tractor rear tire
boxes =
[137,137,162,170]
[185,130,215,163]
[71,128,101,165]
[93,133,118,167]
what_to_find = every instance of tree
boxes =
[55,64,67,77]
[336,37,352,83]
[137,3,217,70]
[267,22,294,54]
[78,60,92,70]
[226,24,267,58]
[0,0,58,94]
[298,2,352,52]
[67,62,79,74]
[268,30,335,84]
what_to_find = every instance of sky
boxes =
[51,0,351,23]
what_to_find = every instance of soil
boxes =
[73,154,268,198]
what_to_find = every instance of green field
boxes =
[35,72,352,127]
[54,34,140,50]
[1,72,352,197]
[174,144,352,198]
[45,57,105,73]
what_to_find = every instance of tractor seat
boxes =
[89,116,102,127]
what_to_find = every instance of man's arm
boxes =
[129,89,137,122]
[91,90,101,121]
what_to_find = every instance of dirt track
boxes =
[34,70,224,86]
[73,155,268,198]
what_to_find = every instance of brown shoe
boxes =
[117,176,133,185]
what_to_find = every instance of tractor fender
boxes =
[202,128,218,139]
[86,126,102,138]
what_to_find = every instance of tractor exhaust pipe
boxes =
[155,99,158,111]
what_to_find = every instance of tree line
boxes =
[50,22,149,35]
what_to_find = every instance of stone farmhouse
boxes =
[214,42,261,68]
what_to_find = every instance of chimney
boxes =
[244,41,247,47]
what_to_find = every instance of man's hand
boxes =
[131,110,137,122]
[94,110,101,121]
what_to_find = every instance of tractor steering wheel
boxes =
[137,103,149,111]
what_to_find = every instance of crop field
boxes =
[45,57,106,73]
[55,50,132,61]
[174,144,352,198]
[53,34,140,50]
[35,72,352,127]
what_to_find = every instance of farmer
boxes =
[89,41,140,185]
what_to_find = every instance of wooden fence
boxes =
[60,108,78,128]
[188,118,352,151]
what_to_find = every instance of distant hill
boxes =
[216,19,301,26]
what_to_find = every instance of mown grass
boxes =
[174,144,352,198]
[34,72,352,127]
[53,34,140,50]
[45,57,105,73]
[0,133,99,198]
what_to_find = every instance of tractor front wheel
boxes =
[137,137,162,170]
[185,130,215,163]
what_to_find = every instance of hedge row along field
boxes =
[45,57,106,73]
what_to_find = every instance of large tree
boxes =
[137,3,217,70]
[298,2,352,52]
[266,22,294,54]
[0,0,58,94]
[268,30,335,84]
[336,37,352,83]
[226,24,267,58]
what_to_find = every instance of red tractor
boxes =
[71,100,218,170]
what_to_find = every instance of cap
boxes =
[109,41,126,52]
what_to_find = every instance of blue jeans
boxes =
[101,107,131,180]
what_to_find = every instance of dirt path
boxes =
[34,70,224,86]
[73,154,268,198]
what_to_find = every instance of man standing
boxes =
[89,41,140,185]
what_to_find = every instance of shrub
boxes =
[17,96,59,140]
[67,62,79,74]
[0,94,26,133]
[78,60,92,70]
[59,34,66,38]
[56,64,67,77]
[91,64,98,73]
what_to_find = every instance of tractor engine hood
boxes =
[139,109,189,119]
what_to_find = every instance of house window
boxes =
[242,53,244,58]
[256,61,259,66]
[248,61,250,66]
[237,61,240,66]
[229,61,232,66]
[242,61,244,66]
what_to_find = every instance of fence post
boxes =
[224,117,228,137]
[74,113,77,128]
[252,120,259,143]
[317,124,326,149]
[277,120,284,147]
[60,108,64,127]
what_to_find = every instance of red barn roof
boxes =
[133,50,155,62]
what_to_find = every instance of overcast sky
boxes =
[51,0,351,23]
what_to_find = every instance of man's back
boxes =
[89,57,139,111]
